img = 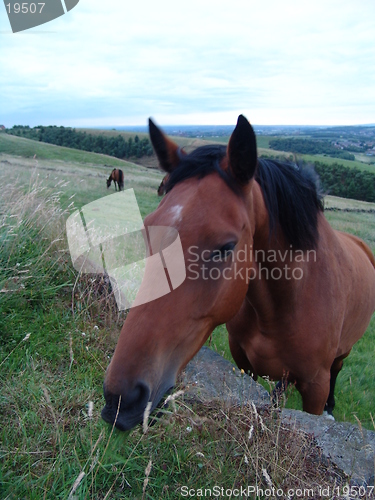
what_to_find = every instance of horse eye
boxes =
[211,242,236,260]
[221,242,236,256]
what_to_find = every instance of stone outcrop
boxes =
[180,347,375,486]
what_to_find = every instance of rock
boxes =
[282,409,375,487]
[182,346,375,487]
[180,346,270,407]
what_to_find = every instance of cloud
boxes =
[1,0,375,125]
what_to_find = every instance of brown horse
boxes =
[157,174,169,196]
[107,168,124,191]
[101,115,375,431]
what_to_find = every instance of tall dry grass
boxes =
[0,172,71,306]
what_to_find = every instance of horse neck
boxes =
[246,182,311,321]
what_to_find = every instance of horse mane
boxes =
[256,158,323,250]
[165,145,323,250]
[165,145,239,194]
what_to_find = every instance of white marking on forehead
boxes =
[168,205,183,224]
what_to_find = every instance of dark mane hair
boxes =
[164,146,323,250]
[165,145,239,193]
[256,158,323,250]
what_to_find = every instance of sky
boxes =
[1,0,375,127]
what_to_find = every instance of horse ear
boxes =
[149,118,181,173]
[228,115,258,185]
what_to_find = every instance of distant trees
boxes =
[6,126,154,160]
[314,162,375,202]
[269,138,355,161]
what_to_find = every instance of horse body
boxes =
[107,168,124,191]
[228,204,375,413]
[102,116,375,430]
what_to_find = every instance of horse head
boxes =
[101,115,264,430]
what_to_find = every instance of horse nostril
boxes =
[102,381,151,423]
[122,382,150,410]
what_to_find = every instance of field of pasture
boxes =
[0,133,374,498]
[198,133,375,174]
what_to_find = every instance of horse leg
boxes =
[228,335,256,379]
[324,351,351,417]
[297,372,331,415]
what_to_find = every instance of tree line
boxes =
[269,138,355,161]
[6,125,154,159]
[314,161,375,203]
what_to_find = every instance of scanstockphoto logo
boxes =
[4,0,79,33]
[66,190,186,311]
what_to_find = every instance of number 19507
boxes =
[6,3,45,14]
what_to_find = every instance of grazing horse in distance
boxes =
[157,174,169,196]
[107,168,124,191]
[101,115,375,431]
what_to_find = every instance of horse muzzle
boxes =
[101,380,174,431]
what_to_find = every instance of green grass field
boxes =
[1,136,374,498]
[198,132,375,173]
[256,147,375,173]
[0,132,130,167]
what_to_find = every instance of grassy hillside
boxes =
[256,146,375,173]
[0,137,374,498]
[172,131,375,173]
[3,126,375,174]
[0,132,134,167]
